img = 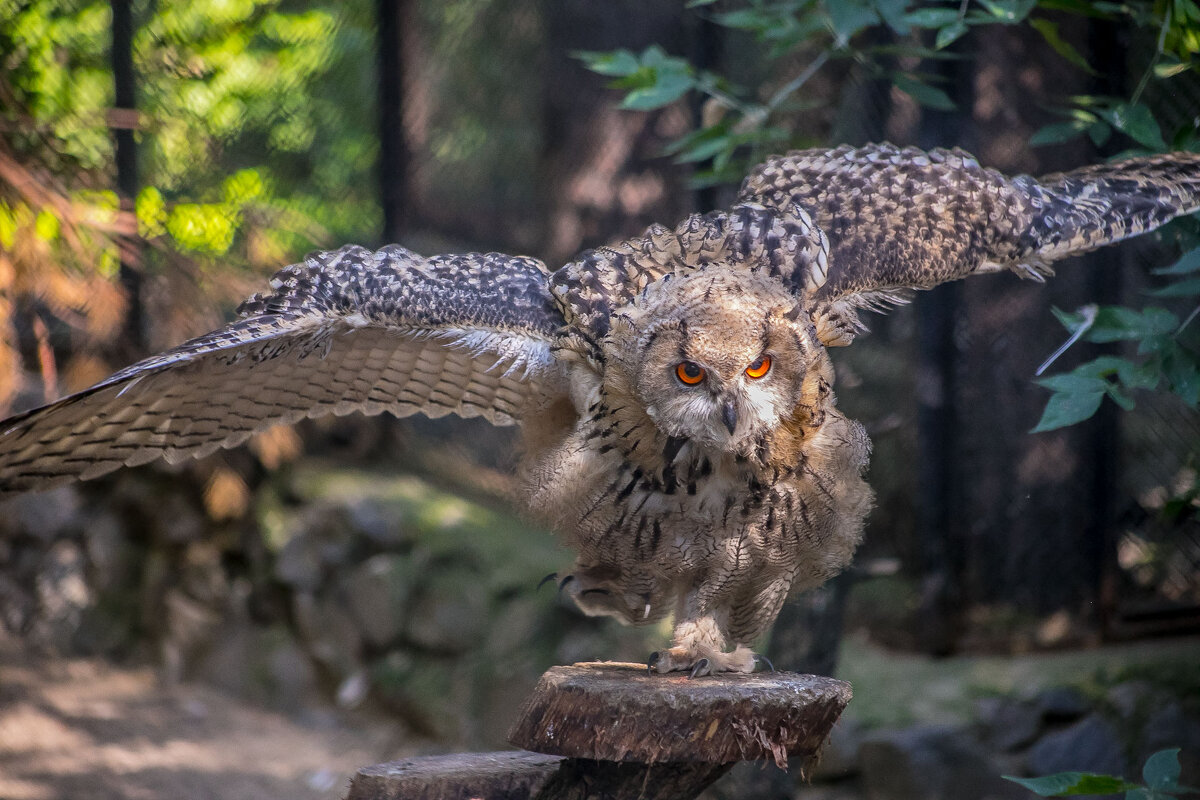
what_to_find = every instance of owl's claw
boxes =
[537,572,557,591]
[647,644,757,675]
[754,654,776,673]
[557,575,575,594]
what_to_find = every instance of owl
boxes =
[2,143,1198,676]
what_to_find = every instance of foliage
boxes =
[1003,748,1198,799]
[578,0,1200,186]
[0,0,377,406]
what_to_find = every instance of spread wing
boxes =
[0,244,567,496]
[740,143,1200,342]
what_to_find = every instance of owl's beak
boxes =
[721,400,738,434]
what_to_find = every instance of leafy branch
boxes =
[1004,748,1198,799]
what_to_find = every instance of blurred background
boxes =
[0,1,1197,799]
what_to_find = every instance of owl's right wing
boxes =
[0,244,567,496]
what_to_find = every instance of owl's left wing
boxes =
[740,143,1200,342]
[0,245,567,496]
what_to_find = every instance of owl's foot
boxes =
[646,644,759,676]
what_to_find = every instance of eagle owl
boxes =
[2,143,1199,675]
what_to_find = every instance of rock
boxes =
[32,540,92,649]
[1024,714,1128,779]
[404,562,488,654]
[83,511,133,592]
[3,486,85,540]
[292,590,363,680]
[859,724,1026,800]
[1035,686,1089,723]
[340,553,422,649]
[1107,680,1156,720]
[811,718,864,780]
[346,498,408,547]
[275,532,324,591]
[981,697,1043,753]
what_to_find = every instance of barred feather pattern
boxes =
[740,143,1200,298]
[0,245,566,495]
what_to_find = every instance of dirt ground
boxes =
[0,635,404,800]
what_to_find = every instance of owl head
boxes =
[608,267,832,459]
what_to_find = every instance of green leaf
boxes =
[1030,120,1090,146]
[1031,391,1106,432]
[611,47,696,111]
[1029,17,1097,73]
[904,8,962,28]
[1154,59,1193,78]
[872,0,910,35]
[1118,359,1161,391]
[574,49,641,77]
[712,8,781,31]
[1087,120,1113,148]
[892,73,956,110]
[1162,345,1200,406]
[935,21,969,50]
[1070,306,1179,342]
[1096,102,1168,150]
[34,209,60,242]
[1145,277,1200,297]
[1143,749,1182,791]
[1106,383,1136,410]
[1035,374,1110,394]
[976,0,1039,23]
[1154,248,1200,275]
[1002,772,1142,796]
[621,75,693,110]
[826,0,881,43]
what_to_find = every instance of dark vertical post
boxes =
[376,0,410,244]
[687,12,721,213]
[111,0,143,352]
[914,281,962,655]
[1082,17,1123,633]
[913,42,971,656]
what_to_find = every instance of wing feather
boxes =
[0,245,567,495]
[739,143,1200,342]
[740,143,1200,298]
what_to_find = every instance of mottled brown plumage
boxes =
[2,143,1198,674]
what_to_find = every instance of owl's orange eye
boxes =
[745,355,772,379]
[675,361,706,385]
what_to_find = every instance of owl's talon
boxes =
[557,575,575,594]
[647,652,660,675]
[580,587,611,597]
[688,658,711,679]
[754,654,776,673]
[537,572,557,591]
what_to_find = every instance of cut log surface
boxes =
[345,662,851,800]
[347,751,563,800]
[508,662,852,770]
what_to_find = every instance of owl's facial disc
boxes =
[628,272,814,455]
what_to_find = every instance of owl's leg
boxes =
[725,576,793,651]
[649,613,757,676]
[650,577,793,676]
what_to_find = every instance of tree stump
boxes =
[346,661,852,800]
